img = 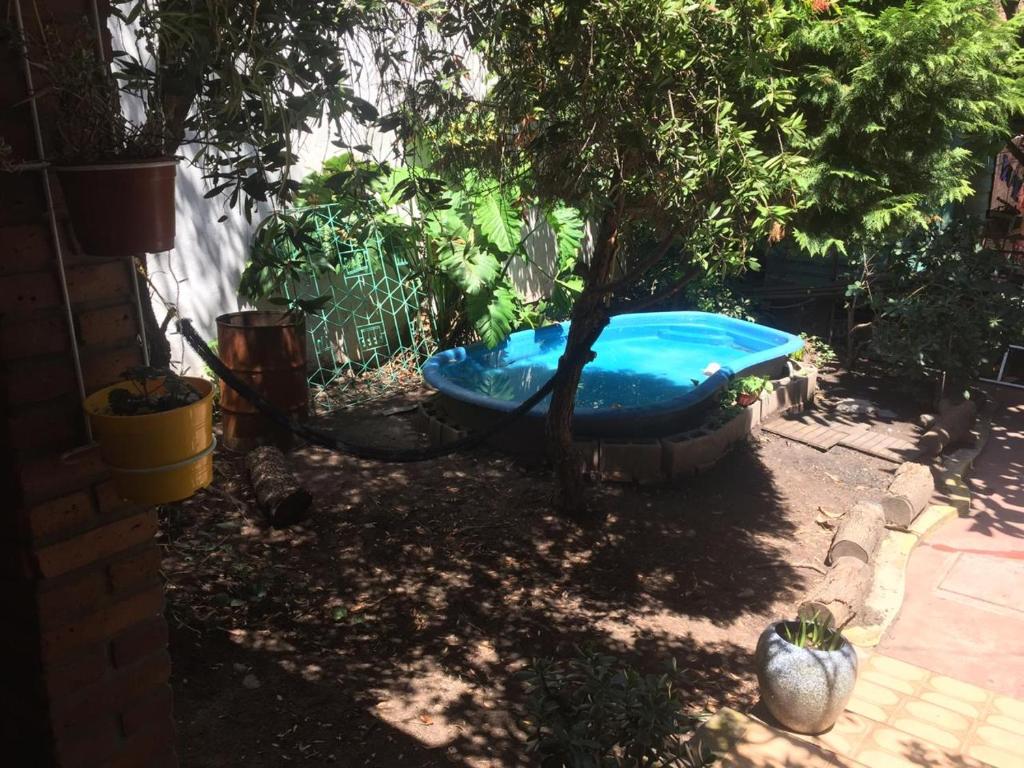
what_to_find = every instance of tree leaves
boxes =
[467,287,517,348]
[546,206,586,268]
[789,0,1024,248]
[437,239,501,295]
[255,144,585,350]
[474,186,522,254]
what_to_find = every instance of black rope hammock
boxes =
[178,318,564,462]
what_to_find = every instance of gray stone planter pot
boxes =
[754,621,858,734]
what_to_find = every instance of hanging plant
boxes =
[84,367,215,505]
[37,32,177,256]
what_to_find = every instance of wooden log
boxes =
[919,399,977,457]
[881,462,935,527]
[827,501,885,565]
[245,446,312,527]
[799,558,872,629]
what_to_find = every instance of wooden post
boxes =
[246,446,313,527]
[919,400,977,457]
[828,501,885,564]
[799,559,872,629]
[881,462,936,527]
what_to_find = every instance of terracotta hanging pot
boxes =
[736,391,759,407]
[217,310,309,452]
[56,158,177,256]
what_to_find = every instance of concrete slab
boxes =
[938,553,1024,614]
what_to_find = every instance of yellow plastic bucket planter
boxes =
[83,376,215,505]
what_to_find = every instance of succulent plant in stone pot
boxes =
[754,615,858,735]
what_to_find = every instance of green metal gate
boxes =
[276,205,435,410]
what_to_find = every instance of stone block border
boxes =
[835,414,991,648]
[417,360,819,484]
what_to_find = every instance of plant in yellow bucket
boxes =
[84,367,215,505]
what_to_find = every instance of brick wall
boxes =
[1,2,178,765]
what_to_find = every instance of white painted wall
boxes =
[145,31,565,374]
[149,29,407,373]
[154,114,392,374]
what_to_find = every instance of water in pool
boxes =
[437,318,758,410]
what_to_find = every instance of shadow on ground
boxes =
[965,390,1024,542]
[163,385,895,766]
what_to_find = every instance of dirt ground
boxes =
[163,369,919,767]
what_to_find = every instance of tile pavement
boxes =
[698,653,1024,768]
[706,391,1024,765]
[878,390,1024,697]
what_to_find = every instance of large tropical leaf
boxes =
[546,205,585,268]
[437,240,501,295]
[373,166,415,208]
[467,286,517,348]
[474,185,521,254]
[547,275,584,319]
[424,203,471,243]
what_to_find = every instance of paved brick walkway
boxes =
[700,389,1024,767]
[701,653,1024,767]
[879,389,1024,697]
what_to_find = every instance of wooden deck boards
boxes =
[764,413,919,462]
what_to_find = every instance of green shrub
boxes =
[679,275,757,323]
[719,376,772,410]
[793,334,837,368]
[521,650,715,767]
[869,219,1024,399]
[240,154,585,349]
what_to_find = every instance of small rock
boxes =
[233,663,247,673]
[243,674,261,689]
[831,397,898,420]
[919,413,937,429]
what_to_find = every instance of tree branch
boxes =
[610,263,702,314]
[595,232,676,295]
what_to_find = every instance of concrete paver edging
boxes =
[419,363,818,484]
[844,414,993,649]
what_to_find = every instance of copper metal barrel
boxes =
[216,311,308,452]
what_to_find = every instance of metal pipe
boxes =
[980,344,1024,389]
[96,0,153,369]
[130,256,152,366]
[6,161,50,171]
[12,0,94,444]
[89,0,106,61]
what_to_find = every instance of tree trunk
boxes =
[135,261,172,369]
[246,446,313,527]
[882,462,935,527]
[844,297,859,370]
[799,558,872,629]
[827,501,885,565]
[545,211,620,516]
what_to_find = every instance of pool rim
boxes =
[421,311,804,434]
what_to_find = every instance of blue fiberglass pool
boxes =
[422,311,804,439]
